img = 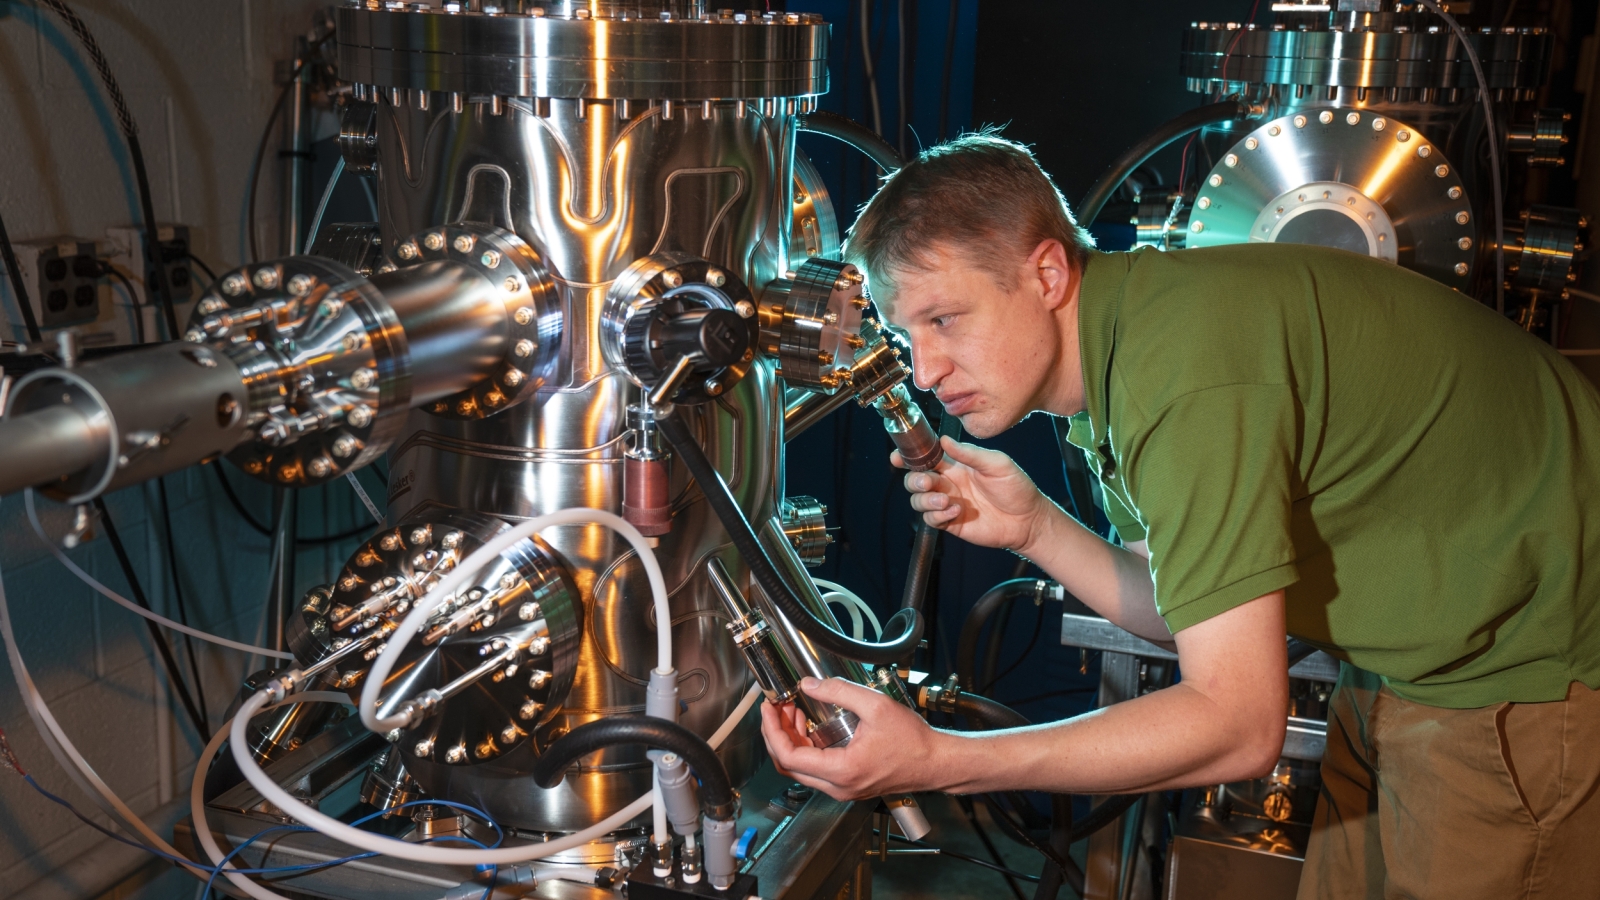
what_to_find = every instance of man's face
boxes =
[876,241,1067,439]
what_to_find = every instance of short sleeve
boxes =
[1118,384,1301,632]
[1095,469,1148,543]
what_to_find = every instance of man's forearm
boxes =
[929,682,1282,795]
[1016,500,1170,644]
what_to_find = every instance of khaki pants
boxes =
[1297,665,1600,899]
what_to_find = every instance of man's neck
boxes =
[1040,270,1087,417]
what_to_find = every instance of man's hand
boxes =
[758,677,946,800]
[894,436,1054,554]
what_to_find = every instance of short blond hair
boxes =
[843,130,1094,301]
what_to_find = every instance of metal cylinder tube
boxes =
[370,261,510,407]
[4,342,253,503]
[0,404,107,498]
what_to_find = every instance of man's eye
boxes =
[932,316,953,328]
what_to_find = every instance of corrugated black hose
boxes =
[530,716,735,818]
[957,579,1046,693]
[656,412,923,665]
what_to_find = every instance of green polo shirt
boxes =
[1064,243,1600,708]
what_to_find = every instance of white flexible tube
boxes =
[228,683,763,866]
[24,490,293,659]
[815,578,883,640]
[0,500,211,878]
[358,508,670,734]
[823,593,865,640]
[190,691,353,900]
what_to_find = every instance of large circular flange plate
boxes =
[287,509,582,767]
[759,258,865,393]
[396,225,563,420]
[186,257,409,487]
[336,6,829,100]
[1187,110,1476,289]
[601,252,759,403]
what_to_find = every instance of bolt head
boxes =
[453,234,475,253]
[1292,115,1306,129]
[351,368,377,389]
[442,531,463,548]
[199,296,227,314]
[1448,186,1463,200]
[423,232,445,251]
[662,271,683,289]
[1458,236,1473,250]
[518,601,541,621]
[321,297,346,318]
[332,434,358,457]
[706,269,726,287]
[308,457,333,477]
[527,636,551,655]
[253,268,279,289]
[410,526,432,546]
[1345,111,1360,126]
[221,273,248,296]
[414,740,434,757]
[704,379,723,396]
[1455,262,1470,276]
[1417,145,1433,158]
[347,405,374,428]
[1371,117,1387,131]
[445,746,466,763]
[1245,137,1259,150]
[1190,220,1205,233]
[380,534,402,550]
[514,307,535,325]
[342,331,364,351]
[500,725,520,744]
[1224,153,1238,167]
[528,669,552,689]
[1208,174,1223,187]
[480,250,501,268]
[1455,211,1471,225]
[1397,130,1411,143]
[1435,164,1450,178]
[1318,110,1334,124]
[518,700,542,720]
[185,328,205,342]
[735,300,755,318]
[500,573,520,589]
[514,339,534,357]
[397,242,418,260]
[287,273,317,296]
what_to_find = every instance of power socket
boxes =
[4,237,119,347]
[105,223,199,340]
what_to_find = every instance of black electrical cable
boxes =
[983,599,1047,695]
[895,0,909,156]
[103,269,144,345]
[185,253,218,287]
[155,477,210,727]
[860,0,884,137]
[1033,794,1081,900]
[1077,100,1254,228]
[955,795,1027,900]
[0,206,43,345]
[900,411,962,616]
[212,465,377,545]
[92,499,212,742]
[798,110,905,173]
[658,412,923,665]
[246,59,309,263]
[957,579,1043,691]
[39,0,178,340]
[875,827,1044,884]
[530,716,736,816]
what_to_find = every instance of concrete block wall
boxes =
[0,0,372,896]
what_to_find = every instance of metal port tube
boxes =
[370,261,512,407]
[0,404,106,497]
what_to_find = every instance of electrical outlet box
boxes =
[4,237,116,344]
[105,223,199,338]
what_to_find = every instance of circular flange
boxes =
[1187,110,1475,288]
[601,252,759,402]
[396,225,562,420]
[287,509,583,767]
[759,258,865,392]
[335,6,829,100]
[186,257,409,488]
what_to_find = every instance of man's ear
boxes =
[1028,239,1075,311]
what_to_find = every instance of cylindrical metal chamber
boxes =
[339,6,828,832]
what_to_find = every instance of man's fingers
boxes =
[938,436,1006,472]
[798,676,886,713]
[908,491,951,513]
[923,505,961,527]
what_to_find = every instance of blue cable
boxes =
[23,773,501,899]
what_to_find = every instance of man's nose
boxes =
[910,343,946,392]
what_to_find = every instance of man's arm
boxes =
[902,437,1172,645]
[761,591,1288,798]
